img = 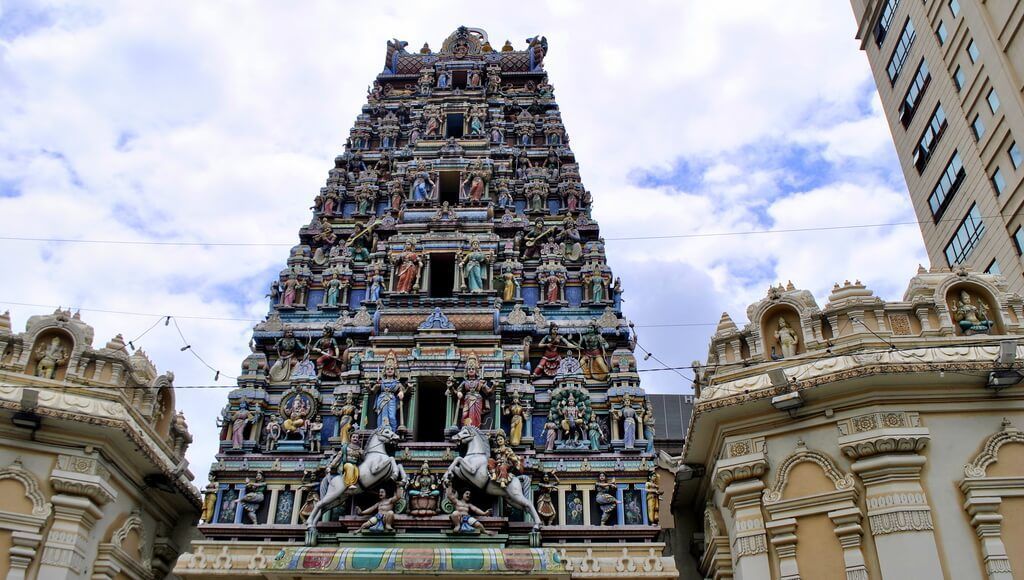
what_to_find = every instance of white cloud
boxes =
[0,0,927,485]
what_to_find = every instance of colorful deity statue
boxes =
[334,392,359,445]
[499,265,520,302]
[229,398,256,449]
[324,274,344,307]
[269,329,301,382]
[588,419,603,450]
[308,415,323,453]
[612,394,640,449]
[366,261,385,303]
[556,216,582,262]
[535,471,559,526]
[201,476,218,524]
[407,460,441,516]
[579,319,610,381]
[446,487,495,535]
[448,354,493,428]
[264,413,282,451]
[460,239,491,292]
[312,325,344,380]
[595,472,620,526]
[533,324,578,377]
[281,394,312,440]
[357,488,401,533]
[392,241,422,293]
[410,172,434,202]
[504,392,528,445]
[646,471,662,525]
[487,430,521,488]
[543,421,558,451]
[558,393,586,444]
[231,471,267,525]
[954,290,994,334]
[372,351,404,430]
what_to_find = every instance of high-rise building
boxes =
[176,27,677,579]
[851,0,1024,292]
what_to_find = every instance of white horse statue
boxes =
[305,426,408,544]
[442,425,542,530]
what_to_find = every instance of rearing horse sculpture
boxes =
[304,426,408,544]
[442,425,542,530]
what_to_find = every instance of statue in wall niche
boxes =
[504,392,527,445]
[535,471,559,526]
[585,270,608,303]
[387,181,405,211]
[543,421,558,451]
[308,416,323,453]
[355,187,375,215]
[954,290,994,334]
[313,326,344,380]
[366,262,385,303]
[299,492,319,523]
[499,265,520,303]
[462,173,486,201]
[467,109,486,137]
[437,70,450,89]
[612,394,640,449]
[409,126,422,145]
[646,471,662,525]
[490,126,504,145]
[281,275,300,308]
[407,460,441,516]
[33,336,68,379]
[269,329,301,382]
[346,221,374,262]
[557,393,587,444]
[448,354,493,428]
[229,398,256,449]
[324,274,343,307]
[595,472,620,526]
[579,320,610,382]
[445,486,495,535]
[356,488,401,533]
[201,477,218,524]
[487,430,521,488]
[231,471,267,525]
[334,393,359,445]
[556,217,583,262]
[588,419,603,450]
[372,352,405,430]
[392,241,422,293]
[264,414,282,452]
[460,239,491,293]
[775,317,799,358]
[468,70,482,88]
[425,110,443,137]
[533,324,578,377]
[643,400,656,454]
[410,172,435,202]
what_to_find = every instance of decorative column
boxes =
[713,438,771,580]
[964,498,1013,579]
[839,411,943,579]
[39,454,117,580]
[829,507,869,580]
[9,531,44,580]
[765,518,798,580]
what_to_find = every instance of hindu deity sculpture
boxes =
[334,392,359,445]
[522,218,553,260]
[588,419,603,450]
[954,289,994,334]
[557,393,587,445]
[366,261,385,303]
[356,488,401,533]
[490,126,504,145]
[299,492,319,524]
[467,108,485,136]
[392,241,422,293]
[324,274,344,308]
[504,392,528,445]
[269,329,301,382]
[355,186,375,215]
[33,336,68,379]
[229,398,256,449]
[445,487,495,535]
[585,270,608,303]
[281,395,312,441]
[280,275,300,308]
[201,477,218,524]
[312,325,344,380]
[372,351,404,430]
[556,217,582,262]
[612,394,639,449]
[308,415,323,453]
[487,430,521,488]
[460,239,491,293]
[407,460,441,516]
[499,265,520,302]
[447,354,493,428]
[643,399,656,453]
[436,70,449,89]
[539,270,564,303]
[410,172,434,202]
[579,319,610,381]
[595,472,620,526]
[775,317,799,358]
[543,421,558,451]
[425,109,443,137]
[461,173,486,201]
[468,70,482,88]
[645,471,662,525]
[232,471,267,525]
[535,471,559,526]
[346,221,373,262]
[533,324,578,377]
[264,414,282,452]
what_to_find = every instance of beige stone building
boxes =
[851,0,1024,293]
[671,269,1024,579]
[0,308,201,579]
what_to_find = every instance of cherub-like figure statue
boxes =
[356,488,400,533]
[445,486,495,535]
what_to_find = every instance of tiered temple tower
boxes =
[186,27,676,578]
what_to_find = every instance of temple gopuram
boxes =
[176,27,677,579]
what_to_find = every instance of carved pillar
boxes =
[766,518,798,580]
[39,454,117,580]
[965,497,1014,579]
[713,444,770,580]
[839,412,943,579]
[8,531,43,580]
[829,507,869,580]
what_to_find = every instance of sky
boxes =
[0,0,928,485]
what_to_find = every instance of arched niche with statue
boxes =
[945,283,1001,335]
[760,305,804,361]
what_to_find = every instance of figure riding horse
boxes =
[304,426,408,545]
[442,425,542,530]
